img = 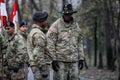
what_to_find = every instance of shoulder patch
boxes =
[50,28,57,33]
[33,32,45,40]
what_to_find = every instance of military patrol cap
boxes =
[62,4,77,14]
[5,21,14,28]
[33,11,48,22]
[20,21,27,27]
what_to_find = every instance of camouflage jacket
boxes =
[0,34,7,61]
[18,30,28,41]
[46,17,84,62]
[5,33,29,67]
[27,24,46,67]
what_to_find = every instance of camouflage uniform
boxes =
[46,17,84,80]
[18,30,28,41]
[5,33,29,80]
[27,24,48,80]
[18,30,29,80]
[0,34,7,79]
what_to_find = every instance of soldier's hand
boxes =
[3,60,8,66]
[39,65,49,78]
[41,70,49,78]
[52,61,60,72]
[19,62,24,68]
[78,60,84,70]
[13,64,20,73]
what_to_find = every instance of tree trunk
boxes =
[94,16,97,67]
[106,41,113,69]
[31,0,40,11]
[18,2,21,24]
[6,0,10,20]
[104,0,114,70]
[98,52,103,68]
[116,0,120,79]
[86,38,92,66]
[97,12,103,69]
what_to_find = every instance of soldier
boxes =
[46,4,85,80]
[18,21,29,80]
[27,11,49,80]
[4,21,29,80]
[0,34,7,79]
[18,21,28,40]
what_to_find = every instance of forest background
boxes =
[5,0,120,80]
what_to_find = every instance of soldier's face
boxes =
[20,26,28,32]
[63,14,73,22]
[40,21,47,28]
[5,27,14,36]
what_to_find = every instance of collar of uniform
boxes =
[18,30,26,35]
[7,33,17,42]
[32,24,43,31]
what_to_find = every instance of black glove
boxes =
[78,60,84,70]
[3,60,8,67]
[41,70,49,78]
[19,62,24,68]
[52,61,60,72]
[13,64,20,73]
[39,65,49,78]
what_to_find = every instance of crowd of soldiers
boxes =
[0,4,85,80]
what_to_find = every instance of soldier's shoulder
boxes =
[51,18,61,26]
[48,18,61,33]
[14,33,24,40]
[30,28,41,34]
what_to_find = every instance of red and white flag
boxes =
[10,0,18,33]
[0,0,8,33]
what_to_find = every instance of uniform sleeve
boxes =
[77,24,85,60]
[78,38,84,60]
[0,35,7,54]
[27,35,34,64]
[46,23,58,60]
[32,33,46,67]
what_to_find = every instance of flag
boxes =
[10,0,18,33]
[0,0,8,33]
